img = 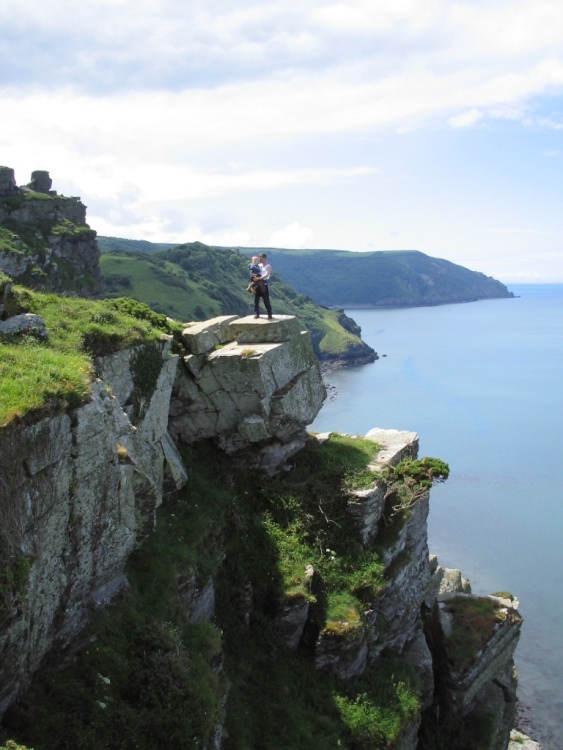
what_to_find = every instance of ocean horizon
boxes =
[310,283,563,748]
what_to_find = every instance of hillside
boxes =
[0,168,375,369]
[234,247,514,308]
[98,237,514,308]
[99,243,377,367]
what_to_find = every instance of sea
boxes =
[309,284,563,748]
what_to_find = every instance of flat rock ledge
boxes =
[169,315,327,474]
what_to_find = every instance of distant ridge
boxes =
[235,247,514,308]
[98,238,514,308]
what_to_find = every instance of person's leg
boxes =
[263,287,272,318]
[254,288,260,317]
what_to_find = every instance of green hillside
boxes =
[238,247,514,307]
[99,243,376,365]
[98,237,514,309]
[98,236,176,256]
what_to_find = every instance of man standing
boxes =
[253,252,273,319]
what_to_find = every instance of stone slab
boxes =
[228,314,303,344]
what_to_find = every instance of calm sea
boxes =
[310,284,563,747]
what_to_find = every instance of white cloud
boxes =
[269,222,314,248]
[448,108,484,129]
[3,0,563,277]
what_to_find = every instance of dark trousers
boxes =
[254,284,272,316]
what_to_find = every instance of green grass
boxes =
[100,252,222,321]
[316,308,371,358]
[0,285,181,425]
[443,596,516,673]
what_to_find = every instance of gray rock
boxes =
[170,316,326,474]
[276,564,314,649]
[0,166,17,196]
[402,629,435,711]
[0,342,183,716]
[27,170,53,193]
[0,313,48,340]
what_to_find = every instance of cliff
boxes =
[0,167,101,296]
[0,304,530,749]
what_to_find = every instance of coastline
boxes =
[310,295,563,750]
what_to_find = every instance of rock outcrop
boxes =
[0,167,101,295]
[169,314,327,474]
[0,338,182,715]
[274,427,524,749]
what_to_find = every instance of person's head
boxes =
[259,253,267,263]
[251,255,259,263]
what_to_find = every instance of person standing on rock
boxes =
[253,252,273,319]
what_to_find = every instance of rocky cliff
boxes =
[0,309,532,749]
[0,314,324,718]
[0,167,101,295]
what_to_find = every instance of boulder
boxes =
[169,316,327,473]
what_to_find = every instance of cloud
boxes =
[269,222,314,248]
[4,0,563,105]
[4,0,563,267]
[448,108,484,129]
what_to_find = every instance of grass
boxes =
[0,284,181,426]
[442,596,518,673]
[100,252,221,321]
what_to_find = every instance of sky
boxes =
[3,0,563,283]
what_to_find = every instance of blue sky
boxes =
[3,0,563,283]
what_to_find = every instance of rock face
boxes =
[282,428,523,750]
[0,312,526,749]
[0,167,101,295]
[0,314,325,716]
[0,167,17,196]
[424,566,523,750]
[312,430,430,684]
[0,338,183,715]
[169,315,327,473]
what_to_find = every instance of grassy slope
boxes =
[100,252,222,321]
[0,278,180,426]
[99,243,375,363]
[98,236,514,309]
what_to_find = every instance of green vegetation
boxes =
[267,247,514,308]
[100,250,221,321]
[0,284,180,426]
[0,551,31,612]
[381,457,449,525]
[50,217,93,237]
[98,237,514,309]
[98,242,376,364]
[442,595,520,673]
[10,436,423,750]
